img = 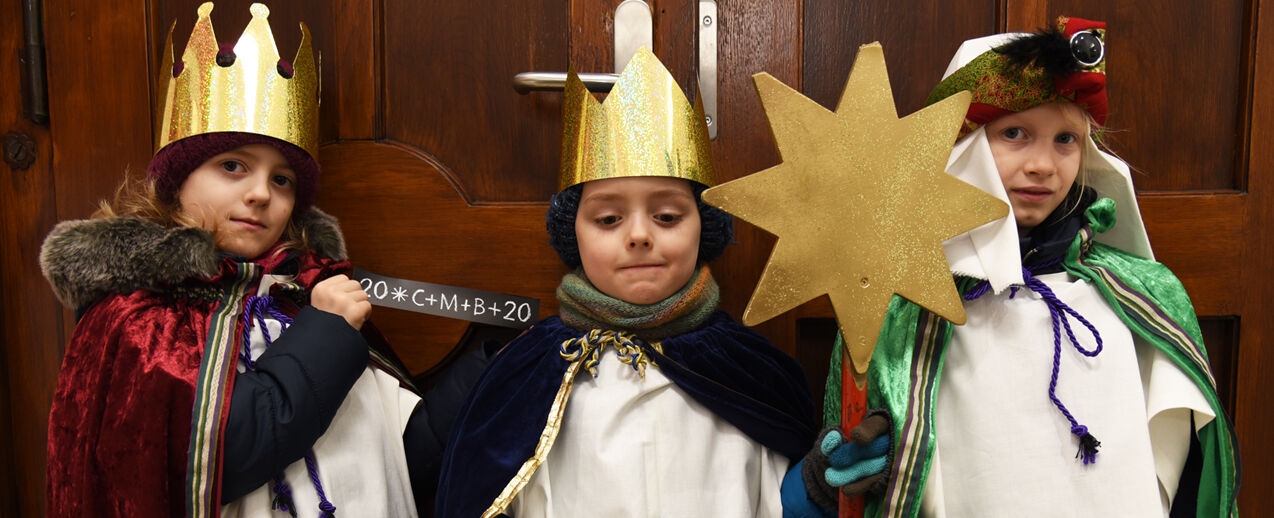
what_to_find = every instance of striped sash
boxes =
[186,263,260,517]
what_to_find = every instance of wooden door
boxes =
[2,0,1269,516]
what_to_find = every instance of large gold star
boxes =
[704,43,1007,377]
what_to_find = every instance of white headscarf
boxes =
[939,34,1154,294]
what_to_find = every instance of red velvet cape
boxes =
[46,250,350,517]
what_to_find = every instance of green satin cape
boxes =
[823,198,1239,518]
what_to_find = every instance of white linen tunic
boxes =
[510,350,789,518]
[221,275,422,518]
[926,125,1216,517]
[920,272,1212,517]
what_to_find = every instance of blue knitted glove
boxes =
[799,410,894,513]
[823,429,889,486]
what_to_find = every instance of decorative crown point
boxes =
[154,1,318,158]
[559,47,715,191]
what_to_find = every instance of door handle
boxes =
[512,0,718,140]
[512,72,619,94]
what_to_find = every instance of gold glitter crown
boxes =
[559,47,715,190]
[154,2,318,157]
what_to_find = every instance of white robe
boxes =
[510,351,789,518]
[221,275,421,518]
[919,272,1212,517]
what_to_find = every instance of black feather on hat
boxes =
[993,27,1084,82]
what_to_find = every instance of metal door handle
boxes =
[512,72,618,94]
[512,0,718,139]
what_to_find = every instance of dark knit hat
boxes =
[147,132,321,213]
[545,181,734,269]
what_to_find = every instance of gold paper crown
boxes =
[154,2,319,157]
[559,47,715,190]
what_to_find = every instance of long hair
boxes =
[95,167,310,256]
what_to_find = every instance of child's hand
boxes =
[823,412,891,495]
[311,274,372,330]
[798,410,893,512]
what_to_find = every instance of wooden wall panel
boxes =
[1006,1,1249,192]
[383,0,570,202]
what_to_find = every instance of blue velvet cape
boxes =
[435,311,817,517]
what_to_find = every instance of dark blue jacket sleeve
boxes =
[403,339,499,511]
[219,306,370,504]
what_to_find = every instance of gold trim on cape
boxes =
[483,331,662,516]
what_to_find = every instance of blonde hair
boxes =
[1055,102,1099,219]
[95,168,310,256]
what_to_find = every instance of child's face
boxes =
[575,176,701,305]
[985,102,1087,235]
[178,144,297,258]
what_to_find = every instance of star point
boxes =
[703,43,1007,375]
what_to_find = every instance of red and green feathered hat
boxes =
[927,16,1107,136]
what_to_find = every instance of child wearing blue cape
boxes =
[436,48,817,517]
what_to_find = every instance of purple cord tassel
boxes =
[1072,425,1101,465]
[240,295,336,513]
[966,261,1105,464]
[271,476,297,517]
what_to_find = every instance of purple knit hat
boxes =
[147,132,321,213]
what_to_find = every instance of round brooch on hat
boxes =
[1070,30,1104,68]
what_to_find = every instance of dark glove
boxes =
[801,409,893,512]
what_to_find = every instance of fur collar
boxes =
[40,208,347,312]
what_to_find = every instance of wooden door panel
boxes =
[1139,195,1244,316]
[705,1,801,343]
[383,0,570,203]
[4,0,156,515]
[317,141,566,373]
[1007,0,1251,192]
[1236,0,1274,508]
[0,0,59,510]
[1200,317,1239,416]
[49,0,153,223]
[803,0,997,115]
